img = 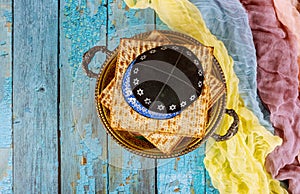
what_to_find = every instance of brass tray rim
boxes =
[93,30,229,158]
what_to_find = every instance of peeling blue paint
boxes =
[76,124,105,193]
[0,77,12,148]
[63,0,107,77]
[0,149,12,194]
[0,51,8,57]
[157,146,208,193]
[63,1,164,193]
[62,1,108,190]
[0,17,12,193]
[107,153,143,193]
[0,69,12,193]
[107,0,153,46]
[3,10,12,23]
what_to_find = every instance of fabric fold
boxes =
[190,0,273,132]
[124,0,286,193]
[272,0,300,90]
[239,0,300,193]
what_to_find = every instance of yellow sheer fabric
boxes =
[124,0,287,193]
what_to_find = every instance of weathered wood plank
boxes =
[13,1,59,193]
[60,0,108,193]
[157,148,207,193]
[0,1,12,192]
[106,1,156,193]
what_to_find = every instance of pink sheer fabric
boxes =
[272,0,300,90]
[240,0,300,193]
[292,0,300,12]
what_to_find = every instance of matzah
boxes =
[98,31,224,154]
[110,38,212,137]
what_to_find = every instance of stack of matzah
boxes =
[98,31,225,154]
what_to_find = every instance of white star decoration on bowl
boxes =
[133,67,139,74]
[180,101,187,107]
[172,46,179,50]
[169,104,176,111]
[157,104,165,111]
[161,46,167,50]
[128,97,136,104]
[150,49,156,54]
[144,98,151,105]
[198,70,203,76]
[190,95,196,101]
[133,78,139,85]
[140,55,147,60]
[137,88,144,96]
[125,89,132,96]
[198,81,202,88]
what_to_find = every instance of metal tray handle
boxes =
[212,109,239,141]
[82,46,113,78]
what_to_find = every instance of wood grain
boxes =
[156,149,207,193]
[60,0,108,193]
[13,0,59,193]
[3,1,220,193]
[0,1,12,192]
[106,1,156,193]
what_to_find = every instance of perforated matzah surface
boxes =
[110,38,212,137]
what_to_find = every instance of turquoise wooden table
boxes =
[0,0,219,193]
